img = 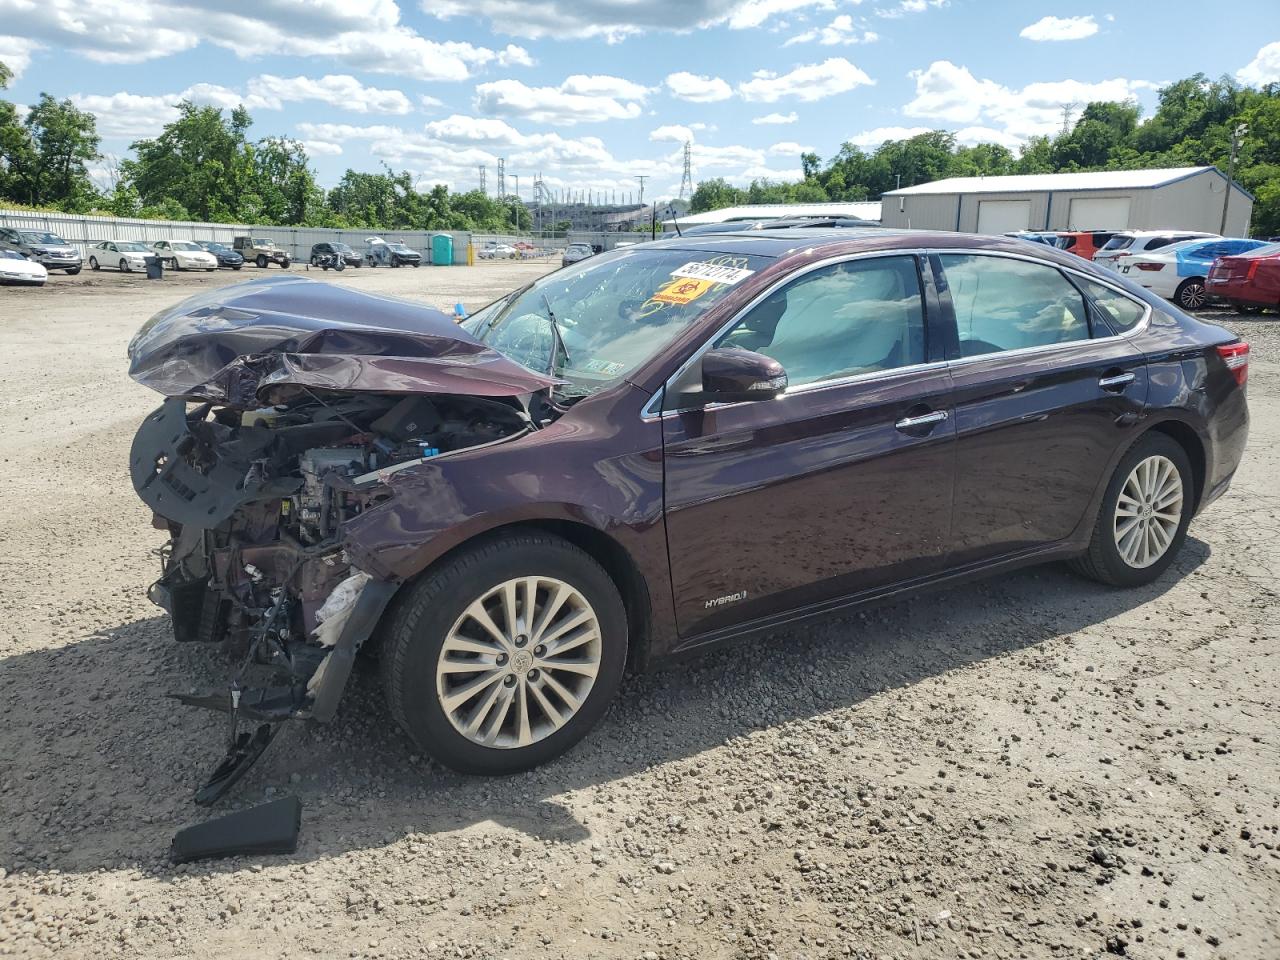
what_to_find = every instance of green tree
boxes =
[689,177,745,213]
[24,94,101,210]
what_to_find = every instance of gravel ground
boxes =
[0,266,1277,960]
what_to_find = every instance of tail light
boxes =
[1134,262,1164,271]
[1247,260,1260,281]
[1217,342,1249,387]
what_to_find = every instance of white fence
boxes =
[0,209,473,266]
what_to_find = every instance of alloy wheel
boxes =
[436,576,602,749]
[1179,281,1206,310]
[1113,454,1183,569]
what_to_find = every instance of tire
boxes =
[310,256,318,267]
[65,266,81,276]
[354,260,362,268]
[381,532,628,775]
[256,255,268,268]
[1069,432,1194,587]
[1233,301,1263,315]
[89,257,99,271]
[412,261,419,268]
[119,258,129,273]
[280,259,290,269]
[1175,278,1207,311]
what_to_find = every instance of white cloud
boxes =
[244,75,412,114]
[420,94,444,109]
[767,141,814,155]
[784,14,878,46]
[665,71,734,103]
[952,126,1023,148]
[68,92,184,139]
[301,140,344,156]
[424,114,527,145]
[848,125,932,147]
[496,43,535,67]
[650,124,697,143]
[877,0,946,19]
[904,60,1155,141]
[0,35,41,77]
[738,58,874,102]
[1019,15,1099,42]
[752,111,799,125]
[474,74,648,124]
[2,0,501,82]
[1238,41,1280,86]
[428,0,838,42]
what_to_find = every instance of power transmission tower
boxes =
[635,175,648,205]
[679,142,694,200]
[1060,102,1080,134]
[478,165,487,195]
[496,158,506,199]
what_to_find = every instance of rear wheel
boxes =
[256,254,267,268]
[1175,278,1207,310]
[65,266,81,275]
[1070,433,1193,587]
[381,533,628,774]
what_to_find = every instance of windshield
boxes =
[388,243,412,252]
[253,238,274,247]
[171,241,201,251]
[333,243,353,253]
[1,249,24,260]
[117,242,149,252]
[20,232,64,245]
[201,242,227,251]
[468,247,772,398]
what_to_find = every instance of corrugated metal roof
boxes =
[676,201,883,225]
[883,166,1234,197]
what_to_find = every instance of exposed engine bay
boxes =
[125,277,565,803]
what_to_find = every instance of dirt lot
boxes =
[0,264,1277,960]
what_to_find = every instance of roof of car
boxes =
[636,227,1062,259]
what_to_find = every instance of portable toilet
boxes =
[431,234,453,266]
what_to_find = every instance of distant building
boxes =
[880,166,1253,236]
[664,201,883,229]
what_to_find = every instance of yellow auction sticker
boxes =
[652,276,717,306]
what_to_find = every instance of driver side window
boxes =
[716,256,926,387]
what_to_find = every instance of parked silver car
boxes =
[561,242,595,268]
[0,226,82,274]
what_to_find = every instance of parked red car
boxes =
[1206,243,1280,311]
[1056,230,1121,262]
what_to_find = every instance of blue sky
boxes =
[3,1,1278,201]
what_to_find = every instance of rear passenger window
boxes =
[939,254,1089,356]
[1074,278,1147,334]
[717,256,926,387]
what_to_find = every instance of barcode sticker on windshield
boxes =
[671,262,755,285]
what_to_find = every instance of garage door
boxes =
[1068,197,1131,230]
[976,200,1032,235]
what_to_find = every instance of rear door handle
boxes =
[1099,372,1136,391]
[895,410,949,431]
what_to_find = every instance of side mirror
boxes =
[699,347,788,404]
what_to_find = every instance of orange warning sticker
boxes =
[652,276,716,306]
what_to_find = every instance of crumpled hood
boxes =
[127,276,557,407]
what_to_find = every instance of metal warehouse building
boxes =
[880,166,1253,236]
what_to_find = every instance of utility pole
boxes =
[635,175,649,206]
[1220,122,1248,235]
[512,174,521,231]
[496,158,506,200]
[679,142,694,200]
[478,165,487,196]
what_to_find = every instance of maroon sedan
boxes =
[1207,242,1280,312]
[127,230,1249,796]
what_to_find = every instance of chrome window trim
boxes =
[641,246,1152,421]
[641,248,930,420]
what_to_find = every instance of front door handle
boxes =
[895,410,949,431]
[1099,372,1136,391]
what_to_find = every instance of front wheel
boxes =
[1175,278,1207,311]
[232,264,242,271]
[119,258,129,272]
[65,266,81,276]
[380,533,628,774]
[89,257,100,271]
[1070,433,1193,587]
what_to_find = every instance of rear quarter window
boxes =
[1101,236,1134,251]
[1074,278,1147,334]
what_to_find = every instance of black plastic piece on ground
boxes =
[194,723,279,806]
[308,579,399,723]
[169,796,302,864]
[172,686,303,722]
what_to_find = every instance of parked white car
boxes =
[0,248,48,286]
[1092,230,1219,271]
[89,240,154,273]
[1117,237,1273,310]
[152,240,218,271]
[478,242,517,260]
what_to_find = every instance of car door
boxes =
[103,242,115,266]
[662,253,956,639]
[933,251,1149,564]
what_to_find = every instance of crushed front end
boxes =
[126,277,556,802]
